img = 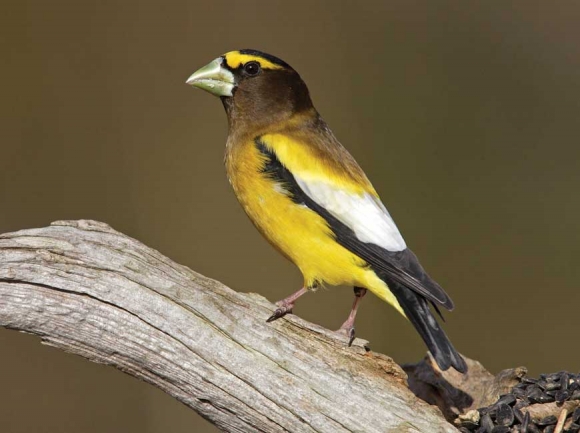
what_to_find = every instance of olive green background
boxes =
[1,1,579,432]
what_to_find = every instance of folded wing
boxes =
[257,137,454,310]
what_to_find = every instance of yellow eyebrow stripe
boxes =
[224,52,284,70]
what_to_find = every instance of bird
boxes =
[186,49,467,373]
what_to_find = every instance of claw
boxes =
[347,327,356,346]
[336,326,356,346]
[337,286,367,346]
[266,306,292,322]
[266,287,308,323]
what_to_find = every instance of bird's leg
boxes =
[266,287,309,322]
[338,287,367,346]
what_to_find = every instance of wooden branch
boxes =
[0,220,458,432]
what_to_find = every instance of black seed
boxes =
[498,394,517,406]
[526,387,542,401]
[513,387,526,398]
[570,382,580,392]
[566,423,580,433]
[481,413,494,433]
[537,394,556,403]
[537,415,557,426]
[527,422,541,433]
[547,372,562,381]
[538,380,548,391]
[521,411,530,432]
[544,381,561,391]
[555,390,570,403]
[546,390,559,397]
[496,404,514,426]
[513,406,525,424]
[574,407,580,423]
[491,426,510,433]
[562,373,570,391]
[458,428,471,433]
[543,426,555,433]
[528,387,555,404]
[571,390,580,401]
[523,377,539,384]
[515,401,531,411]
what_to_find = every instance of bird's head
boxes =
[186,50,314,128]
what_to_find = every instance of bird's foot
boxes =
[266,287,309,323]
[335,287,367,346]
[337,319,357,346]
[266,302,294,322]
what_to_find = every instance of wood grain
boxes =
[0,220,457,433]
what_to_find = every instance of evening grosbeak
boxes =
[186,49,466,373]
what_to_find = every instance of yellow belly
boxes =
[226,140,404,315]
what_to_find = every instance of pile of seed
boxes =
[458,371,580,433]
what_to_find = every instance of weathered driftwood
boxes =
[0,220,525,432]
[0,220,454,432]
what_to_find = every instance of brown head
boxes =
[186,50,314,131]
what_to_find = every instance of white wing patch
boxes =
[295,178,407,252]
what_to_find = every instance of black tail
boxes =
[391,283,467,373]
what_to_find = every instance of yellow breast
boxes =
[224,134,404,314]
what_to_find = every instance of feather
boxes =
[295,178,407,252]
[256,138,454,310]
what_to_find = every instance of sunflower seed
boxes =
[480,413,494,433]
[515,400,530,410]
[521,411,530,432]
[536,415,557,426]
[544,381,561,391]
[528,388,555,404]
[523,378,539,384]
[555,390,570,403]
[561,373,570,391]
[513,406,525,424]
[496,404,514,426]
[497,394,517,406]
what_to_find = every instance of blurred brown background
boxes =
[1,1,579,432]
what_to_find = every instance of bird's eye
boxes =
[243,61,261,76]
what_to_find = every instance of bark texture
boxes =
[0,220,459,433]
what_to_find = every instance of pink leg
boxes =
[266,287,309,322]
[338,287,367,346]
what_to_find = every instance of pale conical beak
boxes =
[186,57,235,97]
